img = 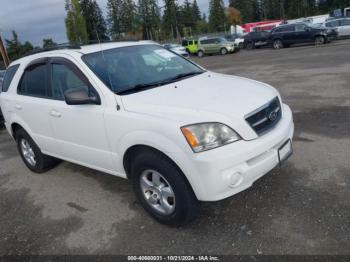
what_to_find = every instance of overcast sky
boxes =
[0,0,229,47]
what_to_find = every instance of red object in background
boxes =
[241,20,284,33]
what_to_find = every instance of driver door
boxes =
[47,57,114,172]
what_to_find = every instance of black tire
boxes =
[220,47,228,55]
[197,50,204,57]
[273,39,284,49]
[130,150,199,226]
[238,42,244,49]
[315,36,325,45]
[15,128,59,173]
[246,41,254,50]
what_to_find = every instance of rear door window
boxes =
[18,63,50,98]
[326,20,340,27]
[295,24,307,32]
[1,64,20,92]
[341,19,350,26]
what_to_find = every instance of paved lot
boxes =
[1,40,350,255]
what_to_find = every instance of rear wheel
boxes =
[273,39,284,49]
[197,50,204,57]
[246,41,254,50]
[220,47,228,55]
[16,129,59,173]
[315,36,325,45]
[130,150,199,226]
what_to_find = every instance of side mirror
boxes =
[305,27,311,31]
[64,87,100,105]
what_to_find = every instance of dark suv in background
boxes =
[243,31,271,49]
[270,23,334,49]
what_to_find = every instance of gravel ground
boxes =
[0,40,349,255]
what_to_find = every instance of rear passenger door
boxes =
[339,19,350,36]
[14,58,58,154]
[282,25,297,44]
[47,57,114,172]
[294,24,312,43]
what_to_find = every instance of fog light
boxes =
[230,172,243,188]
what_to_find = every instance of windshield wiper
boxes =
[168,71,204,81]
[118,71,204,95]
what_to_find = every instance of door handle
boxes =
[15,104,22,110]
[50,110,61,118]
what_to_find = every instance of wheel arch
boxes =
[122,144,198,200]
[10,120,32,140]
[123,145,175,179]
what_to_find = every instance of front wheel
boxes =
[273,39,284,49]
[131,150,199,226]
[197,50,204,57]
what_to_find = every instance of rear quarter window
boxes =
[1,64,20,92]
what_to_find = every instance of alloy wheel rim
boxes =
[20,139,36,166]
[140,169,176,215]
[274,40,282,49]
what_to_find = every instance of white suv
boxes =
[0,42,294,226]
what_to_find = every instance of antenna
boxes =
[94,27,120,110]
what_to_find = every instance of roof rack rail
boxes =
[24,43,81,57]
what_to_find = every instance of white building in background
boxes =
[230,25,245,35]
[288,14,330,25]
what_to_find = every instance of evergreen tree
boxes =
[5,31,34,60]
[162,0,180,39]
[107,0,138,39]
[65,0,88,43]
[192,0,201,21]
[229,0,256,22]
[209,0,226,32]
[123,0,138,35]
[42,38,57,48]
[138,0,161,40]
[80,0,108,41]
[107,0,124,39]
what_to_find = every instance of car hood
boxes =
[120,72,278,140]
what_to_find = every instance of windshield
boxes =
[82,45,204,95]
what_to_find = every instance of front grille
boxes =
[245,97,282,135]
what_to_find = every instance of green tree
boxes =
[192,0,201,21]
[139,0,161,40]
[107,0,138,39]
[162,0,180,39]
[5,31,34,60]
[123,0,138,36]
[209,0,226,32]
[65,0,88,43]
[107,0,124,39]
[80,0,109,41]
[42,38,57,48]
[229,0,256,22]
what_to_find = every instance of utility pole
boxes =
[0,34,10,67]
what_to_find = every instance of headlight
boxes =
[181,123,240,153]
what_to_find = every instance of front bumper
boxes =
[173,104,294,201]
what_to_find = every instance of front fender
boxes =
[115,130,203,197]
